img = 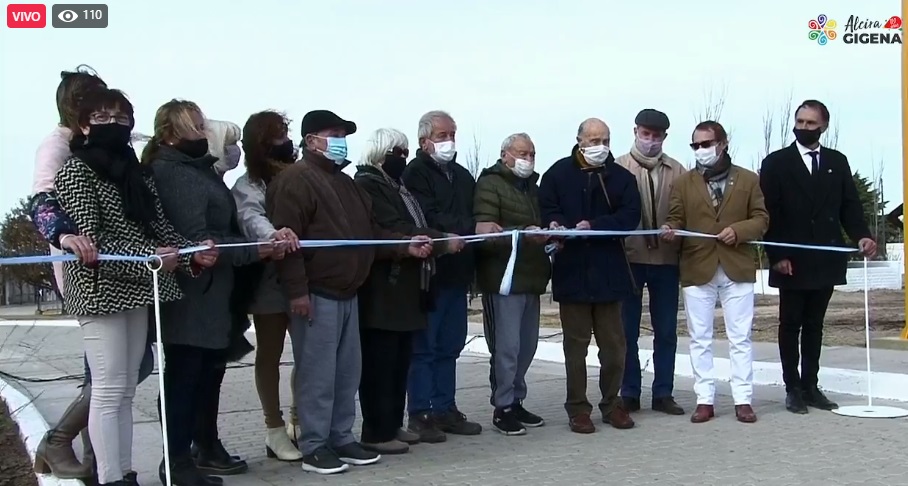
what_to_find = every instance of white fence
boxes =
[755,260,903,295]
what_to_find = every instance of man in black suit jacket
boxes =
[759,99,877,414]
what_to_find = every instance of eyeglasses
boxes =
[387,147,409,158]
[689,140,717,150]
[90,112,131,126]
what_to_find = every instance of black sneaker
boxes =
[435,408,482,435]
[333,442,381,466]
[301,447,349,475]
[407,412,447,443]
[513,404,545,427]
[492,407,527,436]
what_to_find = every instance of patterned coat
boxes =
[53,156,198,317]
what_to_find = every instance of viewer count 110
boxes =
[5,3,107,28]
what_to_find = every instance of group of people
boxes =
[26,64,877,486]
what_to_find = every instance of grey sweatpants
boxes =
[481,293,541,408]
[288,294,361,455]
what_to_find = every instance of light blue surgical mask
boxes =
[322,137,348,164]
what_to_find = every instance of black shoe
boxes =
[652,397,685,416]
[333,442,381,466]
[785,391,809,414]
[804,388,838,410]
[194,441,248,476]
[159,457,222,486]
[621,396,641,412]
[512,403,545,427]
[407,412,447,443]
[123,471,138,486]
[434,408,482,435]
[190,443,240,462]
[492,407,527,436]
[301,446,349,475]
[100,481,129,486]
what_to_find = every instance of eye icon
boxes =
[57,9,79,22]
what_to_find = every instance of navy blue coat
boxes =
[538,146,642,303]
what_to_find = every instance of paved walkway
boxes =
[2,323,908,485]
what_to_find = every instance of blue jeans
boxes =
[621,263,680,400]
[83,344,155,387]
[407,286,468,415]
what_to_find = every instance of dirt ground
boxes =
[0,398,38,486]
[468,290,906,347]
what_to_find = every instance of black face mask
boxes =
[86,123,132,150]
[174,138,209,159]
[382,155,407,180]
[793,127,822,147]
[269,140,296,163]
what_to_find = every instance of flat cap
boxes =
[634,109,670,131]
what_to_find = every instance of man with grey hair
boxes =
[474,133,551,435]
[538,118,641,434]
[402,110,498,441]
[614,109,686,416]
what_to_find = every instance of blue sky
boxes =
[0,0,902,216]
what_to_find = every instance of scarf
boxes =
[696,151,732,209]
[629,143,666,248]
[379,171,436,293]
[70,134,158,238]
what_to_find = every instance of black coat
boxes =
[354,165,446,331]
[759,143,871,289]
[401,150,476,289]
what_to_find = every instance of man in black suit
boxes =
[759,99,877,414]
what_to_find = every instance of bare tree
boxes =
[693,83,728,124]
[821,116,841,150]
[777,90,793,148]
[464,132,487,179]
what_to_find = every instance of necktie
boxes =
[808,151,820,178]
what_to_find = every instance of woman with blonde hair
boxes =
[230,110,302,461]
[141,100,272,485]
[353,128,460,453]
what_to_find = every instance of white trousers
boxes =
[80,307,148,484]
[682,267,754,405]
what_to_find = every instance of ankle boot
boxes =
[34,385,92,479]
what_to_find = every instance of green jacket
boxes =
[473,161,552,295]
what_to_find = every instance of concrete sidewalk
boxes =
[1,324,908,485]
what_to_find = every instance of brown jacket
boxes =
[665,165,769,287]
[266,156,407,301]
[615,152,685,265]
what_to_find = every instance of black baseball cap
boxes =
[300,110,357,136]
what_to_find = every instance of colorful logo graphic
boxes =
[808,14,838,45]
[884,15,903,30]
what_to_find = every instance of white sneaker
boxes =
[265,427,303,461]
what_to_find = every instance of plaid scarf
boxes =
[380,171,435,289]
[696,151,732,208]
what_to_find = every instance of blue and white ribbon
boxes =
[0,228,864,295]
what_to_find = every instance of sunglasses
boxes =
[387,147,410,158]
[689,140,718,150]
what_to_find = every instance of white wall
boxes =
[754,261,903,295]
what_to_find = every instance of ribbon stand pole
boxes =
[833,257,908,418]
[146,256,174,485]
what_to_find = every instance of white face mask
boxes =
[214,144,242,173]
[509,156,535,178]
[581,144,609,165]
[693,146,719,166]
[430,140,456,163]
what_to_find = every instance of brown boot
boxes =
[735,404,757,423]
[34,385,92,479]
[690,404,715,423]
[603,405,635,429]
[568,413,595,434]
